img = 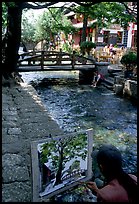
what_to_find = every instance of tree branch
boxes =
[21,2,59,9]
[119,2,137,19]
[76,1,102,7]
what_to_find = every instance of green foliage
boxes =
[80,41,96,49]
[62,42,73,54]
[80,41,96,55]
[21,8,76,46]
[34,8,76,44]
[2,2,8,34]
[40,133,88,171]
[21,10,37,44]
[75,2,135,29]
[120,51,137,69]
[6,2,16,7]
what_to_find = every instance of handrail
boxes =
[18,50,96,70]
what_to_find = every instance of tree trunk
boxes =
[81,14,88,55]
[54,146,64,186]
[2,3,22,77]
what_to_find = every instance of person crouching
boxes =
[92,71,104,87]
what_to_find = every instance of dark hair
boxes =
[96,144,138,202]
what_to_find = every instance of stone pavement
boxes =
[2,80,64,202]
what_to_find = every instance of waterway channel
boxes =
[21,71,137,201]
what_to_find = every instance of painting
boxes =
[31,129,93,202]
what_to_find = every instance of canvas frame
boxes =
[31,129,93,202]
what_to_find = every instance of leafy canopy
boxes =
[40,133,87,172]
[74,2,135,29]
[34,8,76,42]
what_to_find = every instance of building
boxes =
[126,22,137,48]
[64,3,137,49]
[65,12,97,49]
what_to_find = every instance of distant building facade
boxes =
[64,3,137,49]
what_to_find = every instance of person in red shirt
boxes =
[91,71,105,87]
[86,144,137,202]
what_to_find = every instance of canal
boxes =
[21,71,137,201]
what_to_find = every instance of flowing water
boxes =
[21,71,137,201]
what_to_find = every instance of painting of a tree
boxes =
[39,133,88,187]
[31,129,93,201]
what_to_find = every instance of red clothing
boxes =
[97,174,137,202]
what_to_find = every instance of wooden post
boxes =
[33,49,36,65]
[41,51,44,69]
[59,49,62,65]
[72,51,76,69]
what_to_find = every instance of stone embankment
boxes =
[102,64,137,100]
[2,78,64,202]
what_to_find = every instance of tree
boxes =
[70,2,135,55]
[2,2,8,36]
[2,2,61,78]
[74,2,136,44]
[40,133,87,186]
[34,8,76,48]
[2,2,23,77]
[21,10,37,49]
[2,2,137,77]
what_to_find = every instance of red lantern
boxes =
[78,30,81,34]
[86,29,88,34]
[132,30,135,35]
[78,29,82,35]
[90,28,93,33]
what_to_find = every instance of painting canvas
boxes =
[31,129,93,202]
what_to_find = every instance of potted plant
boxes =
[80,41,96,55]
[120,51,137,79]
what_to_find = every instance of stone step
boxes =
[102,82,114,90]
[108,69,122,74]
[109,72,124,78]
[103,77,114,86]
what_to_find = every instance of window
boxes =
[103,31,110,44]
[123,30,128,47]
[134,30,137,47]
[117,31,123,43]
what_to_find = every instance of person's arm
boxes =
[97,74,101,82]
[86,181,99,194]
[86,182,105,202]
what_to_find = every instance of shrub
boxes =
[62,42,72,54]
[120,51,137,70]
[80,41,96,55]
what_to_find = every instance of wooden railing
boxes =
[18,50,96,70]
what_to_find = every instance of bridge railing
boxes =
[18,50,96,69]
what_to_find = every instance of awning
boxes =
[73,19,97,28]
[65,11,75,17]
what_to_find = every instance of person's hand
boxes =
[86,181,99,193]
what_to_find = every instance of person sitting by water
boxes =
[91,71,104,87]
[86,144,137,202]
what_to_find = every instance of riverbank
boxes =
[2,78,64,202]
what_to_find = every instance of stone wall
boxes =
[123,80,137,99]
[114,75,137,99]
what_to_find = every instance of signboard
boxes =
[98,37,103,42]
